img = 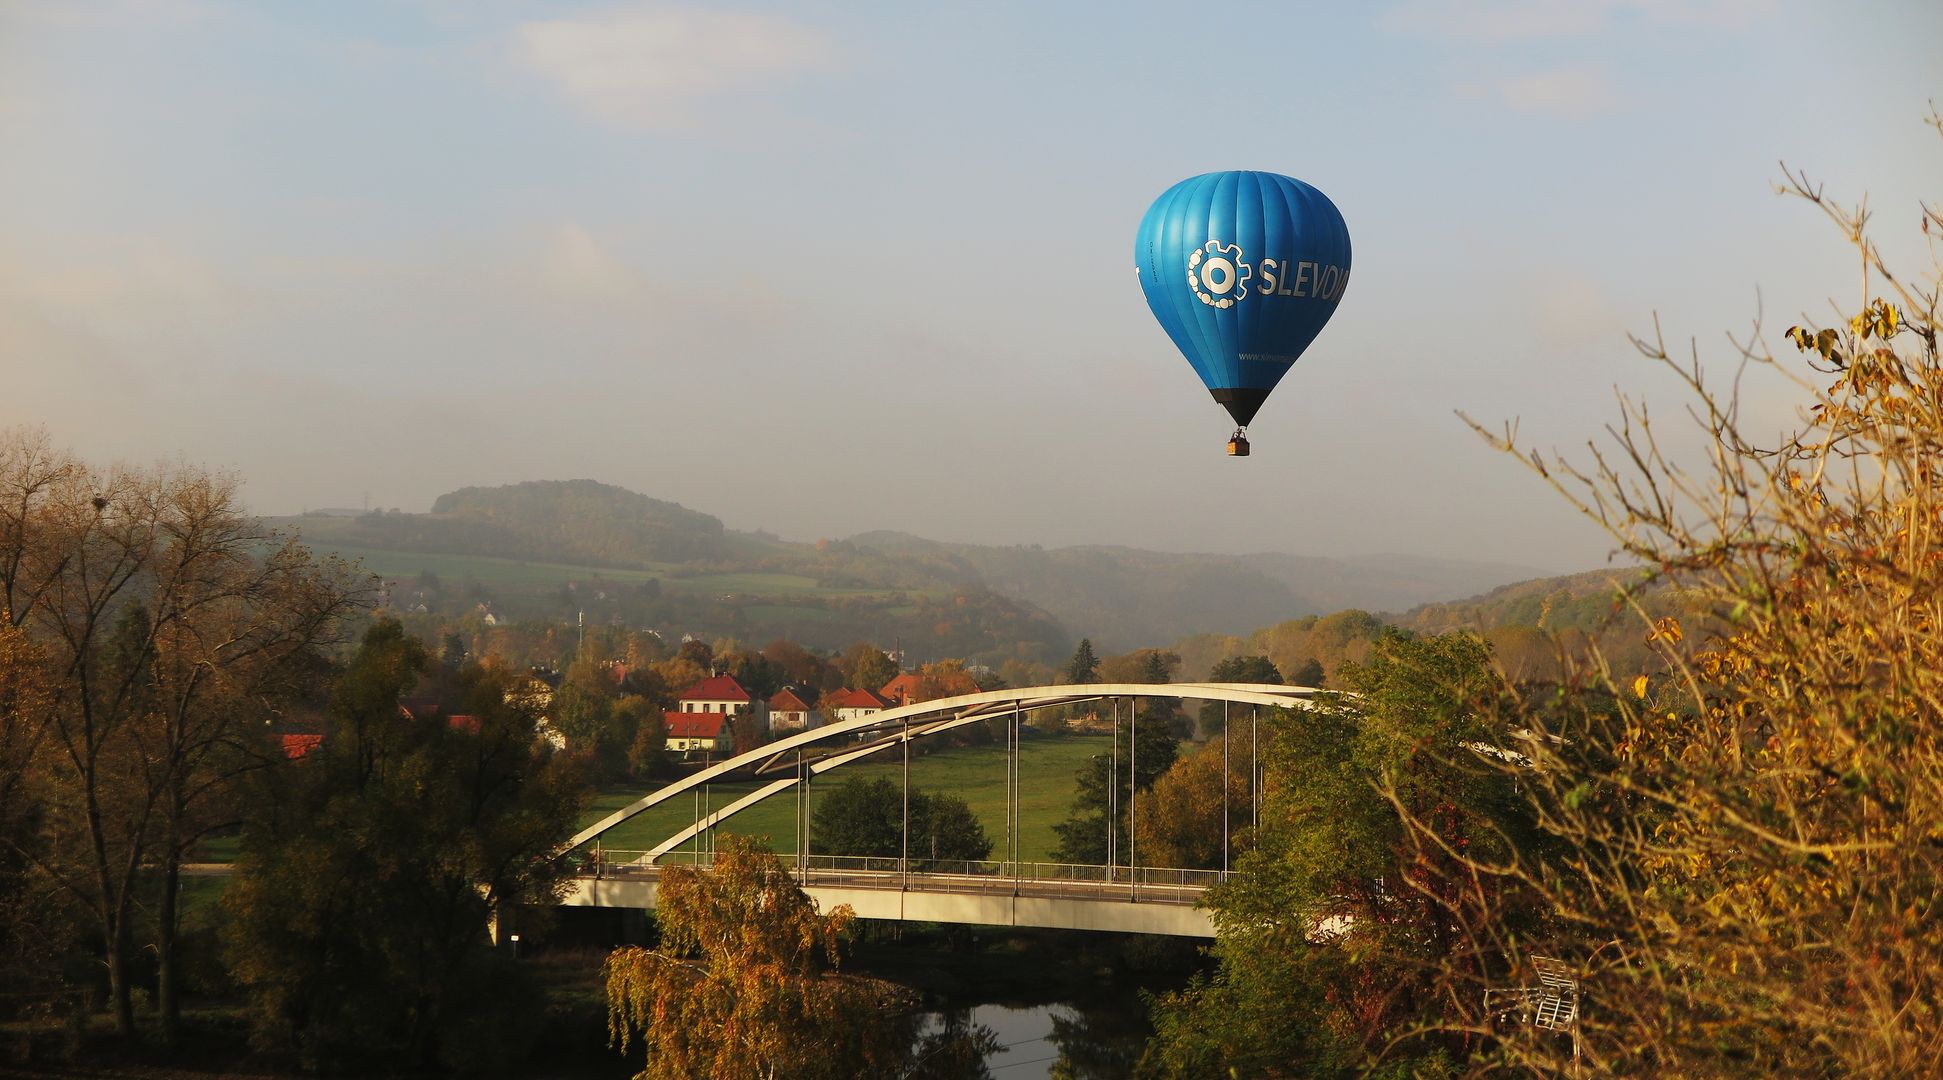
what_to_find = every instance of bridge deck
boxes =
[563,863,1217,938]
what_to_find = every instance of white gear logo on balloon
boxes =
[1186,240,1252,309]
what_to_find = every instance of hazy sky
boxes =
[3,1,1938,571]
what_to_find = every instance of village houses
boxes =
[664,673,764,755]
[878,669,980,707]
[662,711,734,755]
[767,686,821,732]
[822,686,892,723]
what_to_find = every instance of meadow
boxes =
[282,533,944,607]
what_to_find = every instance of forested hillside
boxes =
[843,532,1552,649]
[328,479,730,565]
[276,480,1561,662]
[1167,565,1703,687]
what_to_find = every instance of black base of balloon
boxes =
[1227,432,1250,457]
[1210,387,1270,428]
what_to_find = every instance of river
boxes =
[912,998,1151,1078]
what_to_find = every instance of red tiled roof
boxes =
[665,710,729,739]
[398,696,443,721]
[769,687,814,712]
[676,675,751,703]
[280,733,323,761]
[824,687,890,710]
[447,714,481,735]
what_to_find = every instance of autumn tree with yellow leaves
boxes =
[1399,110,1943,1076]
[603,836,913,1080]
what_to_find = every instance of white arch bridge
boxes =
[559,683,1316,938]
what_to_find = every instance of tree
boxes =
[1064,638,1100,684]
[0,430,366,1038]
[1142,631,1540,1077]
[717,647,784,699]
[603,836,908,1080]
[553,651,627,779]
[1097,647,1178,685]
[728,709,769,756]
[1133,650,1189,738]
[1287,656,1324,687]
[811,777,993,869]
[762,638,835,689]
[618,695,667,779]
[224,619,584,1072]
[1200,655,1282,737]
[907,1009,1003,1080]
[0,620,73,1013]
[1139,650,1177,684]
[651,655,709,698]
[909,791,993,868]
[997,657,1052,689]
[812,777,903,858]
[838,642,898,691]
[1132,737,1253,870]
[676,638,713,670]
[908,658,980,701]
[1207,654,1281,685]
[1399,133,1943,1077]
[1049,703,1179,865]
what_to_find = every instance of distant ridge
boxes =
[272,480,1566,654]
[313,479,728,567]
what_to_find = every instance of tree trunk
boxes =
[87,786,137,1037]
[104,908,134,1036]
[157,837,181,1046]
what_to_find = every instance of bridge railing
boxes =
[576,850,1225,904]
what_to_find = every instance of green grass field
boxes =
[289,538,927,602]
[290,539,678,588]
[581,732,1110,864]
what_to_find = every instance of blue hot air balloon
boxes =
[1134,171,1351,455]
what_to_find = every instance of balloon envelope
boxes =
[1134,171,1351,427]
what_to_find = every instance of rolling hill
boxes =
[270,480,1563,661]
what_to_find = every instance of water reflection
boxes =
[911,998,1150,1080]
[1047,999,1147,1079]
[904,1009,1001,1079]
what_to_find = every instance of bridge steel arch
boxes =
[566,682,1317,857]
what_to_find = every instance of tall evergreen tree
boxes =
[1140,650,1172,683]
[1064,638,1100,684]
